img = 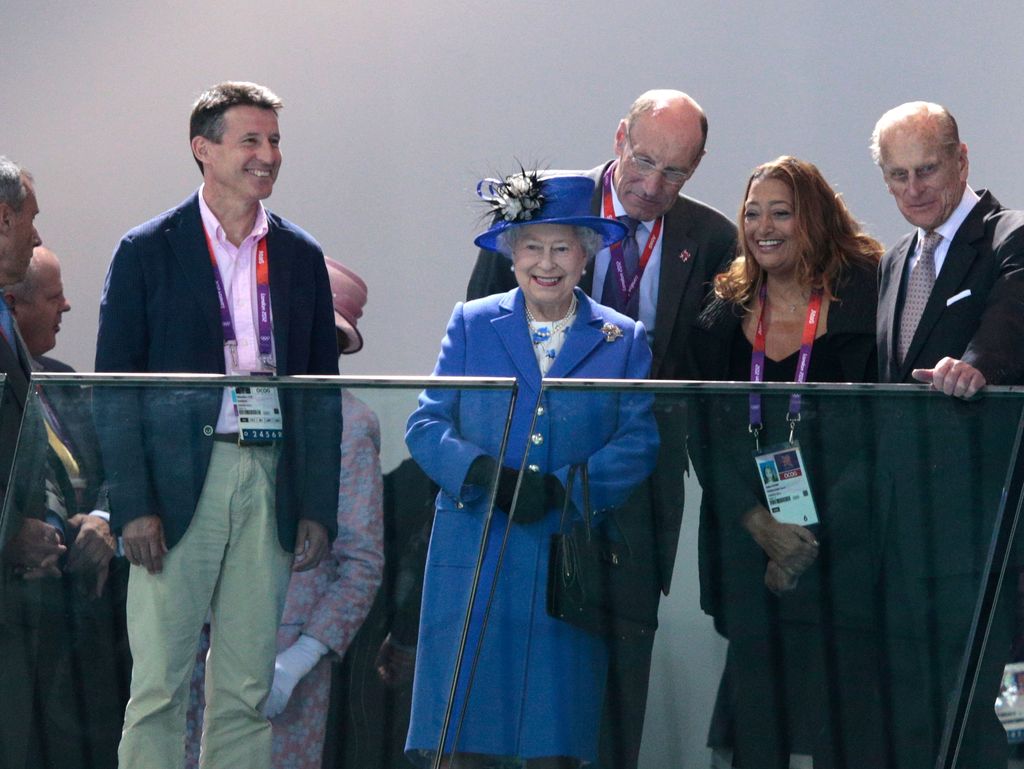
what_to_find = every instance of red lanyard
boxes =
[749,283,823,443]
[601,164,663,302]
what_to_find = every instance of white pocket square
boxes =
[946,289,972,307]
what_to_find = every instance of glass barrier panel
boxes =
[443,379,1024,769]
[0,374,515,769]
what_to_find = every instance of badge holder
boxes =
[750,413,818,527]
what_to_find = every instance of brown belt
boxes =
[212,433,273,447]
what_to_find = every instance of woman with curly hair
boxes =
[691,156,885,768]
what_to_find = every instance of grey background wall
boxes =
[3,1,1023,376]
[4,2,1023,766]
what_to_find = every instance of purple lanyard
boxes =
[204,229,274,366]
[749,282,823,443]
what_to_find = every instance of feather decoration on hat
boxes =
[477,166,544,223]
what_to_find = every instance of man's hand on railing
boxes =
[912,356,986,400]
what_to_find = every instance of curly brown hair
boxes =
[715,156,882,307]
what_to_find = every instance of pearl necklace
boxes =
[526,295,578,372]
[526,295,578,341]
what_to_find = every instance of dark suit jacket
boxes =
[36,356,108,517]
[94,192,341,551]
[876,190,1024,581]
[466,163,737,595]
[0,328,32,547]
[877,189,1024,384]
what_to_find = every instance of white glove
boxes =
[262,634,329,719]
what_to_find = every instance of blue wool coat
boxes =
[405,288,658,764]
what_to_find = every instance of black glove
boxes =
[464,457,567,523]
[496,467,565,524]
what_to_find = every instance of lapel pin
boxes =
[679,249,692,263]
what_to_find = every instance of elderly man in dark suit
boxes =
[5,244,130,769]
[468,90,737,769]
[0,157,72,769]
[95,82,341,769]
[872,101,1024,768]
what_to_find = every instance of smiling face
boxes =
[191,105,281,208]
[743,177,799,279]
[878,117,968,232]
[511,223,587,321]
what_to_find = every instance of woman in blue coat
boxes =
[406,173,659,768]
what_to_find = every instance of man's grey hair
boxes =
[870,101,961,165]
[0,156,29,210]
[498,224,605,260]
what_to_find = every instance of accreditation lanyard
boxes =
[602,164,663,308]
[203,229,274,371]
[748,283,823,447]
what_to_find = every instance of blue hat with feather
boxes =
[473,170,627,253]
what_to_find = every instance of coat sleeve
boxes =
[962,220,1024,384]
[93,233,158,529]
[406,303,490,500]
[569,321,660,514]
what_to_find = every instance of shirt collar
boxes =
[919,184,979,246]
[197,184,269,247]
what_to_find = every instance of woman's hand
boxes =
[742,505,818,575]
[765,560,799,594]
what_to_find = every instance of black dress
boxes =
[689,263,886,769]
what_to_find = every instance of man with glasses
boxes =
[467,90,736,769]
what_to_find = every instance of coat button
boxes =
[203,425,214,436]
[528,464,540,473]
[456,501,464,509]
[536,405,545,416]
[531,432,544,446]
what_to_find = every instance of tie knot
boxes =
[921,230,942,257]
[618,215,640,237]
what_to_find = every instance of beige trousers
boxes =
[118,442,292,769]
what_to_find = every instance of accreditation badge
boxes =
[231,377,283,444]
[753,441,818,526]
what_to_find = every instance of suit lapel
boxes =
[651,220,699,377]
[491,291,542,389]
[899,238,975,380]
[266,215,291,371]
[547,292,607,378]
[166,195,223,356]
[880,235,913,380]
[897,194,993,380]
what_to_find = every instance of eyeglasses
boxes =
[622,126,693,186]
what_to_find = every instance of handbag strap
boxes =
[557,464,577,536]
[557,463,596,542]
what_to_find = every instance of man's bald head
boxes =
[4,246,70,358]
[612,90,709,221]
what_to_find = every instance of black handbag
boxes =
[546,464,659,639]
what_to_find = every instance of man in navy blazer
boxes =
[872,101,1024,769]
[95,82,340,769]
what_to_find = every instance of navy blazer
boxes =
[94,192,341,551]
